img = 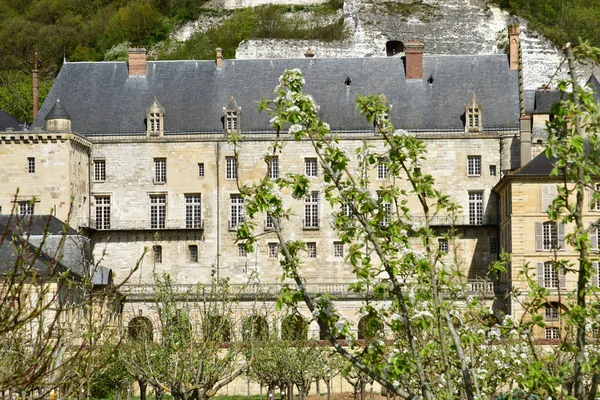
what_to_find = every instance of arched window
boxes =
[358,315,383,340]
[203,315,232,343]
[282,314,308,341]
[242,315,269,341]
[128,316,153,342]
[464,92,482,132]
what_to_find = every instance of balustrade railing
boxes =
[79,218,204,230]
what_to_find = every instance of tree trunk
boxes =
[138,379,147,400]
[360,382,366,400]
[288,382,293,400]
[154,385,165,400]
[326,379,331,400]
[316,379,320,396]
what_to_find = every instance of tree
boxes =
[0,203,139,398]
[230,68,519,399]
[121,272,247,400]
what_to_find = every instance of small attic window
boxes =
[465,92,482,133]
[224,95,241,134]
[345,76,352,86]
[147,97,164,137]
[427,75,434,85]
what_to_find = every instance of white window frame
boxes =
[238,244,247,257]
[154,158,166,184]
[268,243,278,258]
[150,194,166,229]
[545,327,560,339]
[467,156,481,177]
[267,156,279,179]
[334,241,344,258]
[28,157,35,174]
[489,165,496,176]
[185,194,202,229]
[198,163,204,178]
[226,157,237,180]
[230,194,244,229]
[378,191,391,227]
[545,304,559,321]
[543,221,558,250]
[307,242,317,258]
[94,159,106,182]
[95,196,111,230]
[305,158,317,177]
[543,261,559,289]
[438,238,448,253]
[594,183,600,211]
[304,192,319,228]
[377,159,389,179]
[468,191,483,225]
[18,201,34,215]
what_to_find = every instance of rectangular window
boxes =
[150,195,166,229]
[230,194,244,229]
[543,221,558,250]
[489,165,497,176]
[545,327,560,339]
[18,201,34,215]
[594,183,600,211]
[154,159,166,183]
[377,159,389,179]
[153,245,162,263]
[341,203,353,219]
[378,192,392,226]
[94,159,106,181]
[189,245,198,263]
[334,241,344,258]
[268,243,278,258]
[226,111,238,132]
[543,262,559,289]
[305,158,317,177]
[198,163,205,178]
[226,157,237,180]
[265,214,275,230]
[152,246,162,264]
[267,156,279,179]
[28,157,35,174]
[438,238,448,253]
[467,156,481,176]
[489,237,499,254]
[307,242,317,258]
[95,196,111,230]
[238,244,247,257]
[468,192,483,225]
[542,184,558,212]
[545,305,559,321]
[185,194,202,229]
[304,192,319,228]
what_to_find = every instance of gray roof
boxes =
[45,99,71,120]
[587,74,600,101]
[0,109,22,131]
[533,89,562,114]
[510,152,557,177]
[33,55,520,135]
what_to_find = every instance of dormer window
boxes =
[465,92,482,132]
[224,96,241,134]
[147,97,164,137]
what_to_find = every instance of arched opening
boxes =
[242,315,269,341]
[386,40,404,56]
[282,314,308,341]
[128,316,153,342]
[204,315,232,343]
[358,315,383,340]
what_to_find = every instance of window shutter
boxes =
[536,222,543,251]
[558,223,566,250]
[542,185,549,212]
[591,224,598,251]
[590,187,595,211]
[559,267,566,289]
[591,262,599,288]
[537,262,544,287]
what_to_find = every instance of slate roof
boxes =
[511,151,557,177]
[0,214,78,235]
[587,74,600,101]
[0,109,22,131]
[44,99,71,120]
[533,89,562,114]
[33,55,520,135]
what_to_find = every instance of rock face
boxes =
[177,0,596,89]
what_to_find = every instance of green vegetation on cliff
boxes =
[491,0,600,47]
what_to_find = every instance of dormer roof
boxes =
[147,97,164,114]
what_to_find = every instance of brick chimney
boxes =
[128,48,147,76]
[216,48,223,69]
[509,24,520,71]
[304,48,314,58]
[405,40,424,80]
